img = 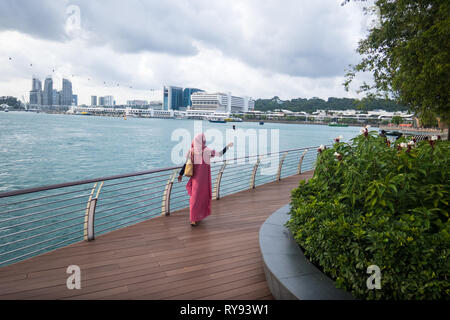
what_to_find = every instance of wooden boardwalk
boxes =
[0,172,313,300]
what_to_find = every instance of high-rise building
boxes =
[32,77,42,91]
[43,76,53,106]
[104,96,114,106]
[72,94,78,106]
[29,91,41,105]
[52,89,61,106]
[91,96,97,106]
[29,77,42,105]
[30,76,77,107]
[163,86,183,110]
[183,88,203,108]
[61,79,73,106]
[98,96,114,106]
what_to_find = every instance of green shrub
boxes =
[286,130,449,299]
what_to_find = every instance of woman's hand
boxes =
[178,175,182,182]
[227,142,234,148]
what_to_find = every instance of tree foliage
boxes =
[255,96,407,113]
[344,0,450,128]
[287,133,449,299]
[0,96,23,109]
[391,115,403,125]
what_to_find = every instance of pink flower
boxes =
[317,145,326,153]
[334,135,343,143]
[360,126,369,137]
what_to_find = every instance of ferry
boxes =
[224,117,243,122]
[209,117,226,123]
[328,122,348,127]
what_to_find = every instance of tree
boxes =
[391,115,403,125]
[419,109,439,128]
[343,0,450,138]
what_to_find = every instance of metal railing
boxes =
[0,145,322,267]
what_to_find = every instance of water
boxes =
[0,111,362,191]
[0,112,363,266]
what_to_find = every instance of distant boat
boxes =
[209,117,226,123]
[224,117,243,122]
[79,112,92,115]
[4,109,9,112]
[259,121,264,125]
[328,122,348,127]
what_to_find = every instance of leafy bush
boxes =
[286,130,449,299]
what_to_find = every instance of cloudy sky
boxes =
[0,0,373,105]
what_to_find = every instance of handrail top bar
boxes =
[209,145,317,165]
[0,165,183,199]
[0,145,319,199]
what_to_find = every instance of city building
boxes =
[43,76,53,106]
[52,89,61,106]
[72,94,78,106]
[32,77,42,91]
[29,77,42,106]
[190,91,255,114]
[149,101,163,109]
[163,86,183,110]
[29,76,77,107]
[61,79,73,106]
[183,88,204,108]
[91,96,97,106]
[98,95,114,107]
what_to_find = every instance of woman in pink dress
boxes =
[178,133,233,226]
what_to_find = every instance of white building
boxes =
[190,91,254,114]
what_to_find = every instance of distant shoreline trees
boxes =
[254,96,408,113]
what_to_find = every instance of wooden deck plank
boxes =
[0,171,313,299]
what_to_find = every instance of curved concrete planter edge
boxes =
[259,204,354,300]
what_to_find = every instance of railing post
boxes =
[161,169,178,216]
[249,156,263,189]
[84,181,103,241]
[213,161,227,200]
[87,198,97,241]
[276,152,288,181]
[297,149,308,175]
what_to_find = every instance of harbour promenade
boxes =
[0,171,313,300]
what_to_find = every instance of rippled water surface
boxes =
[0,111,364,191]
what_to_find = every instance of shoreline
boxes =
[4,110,370,128]
[5,110,446,134]
[241,119,365,127]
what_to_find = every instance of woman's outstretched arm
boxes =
[216,142,233,157]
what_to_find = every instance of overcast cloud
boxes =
[0,0,372,105]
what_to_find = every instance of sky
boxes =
[0,0,374,105]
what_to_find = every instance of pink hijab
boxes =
[188,133,213,165]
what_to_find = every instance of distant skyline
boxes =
[0,0,374,105]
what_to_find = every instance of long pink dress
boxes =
[186,133,217,223]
